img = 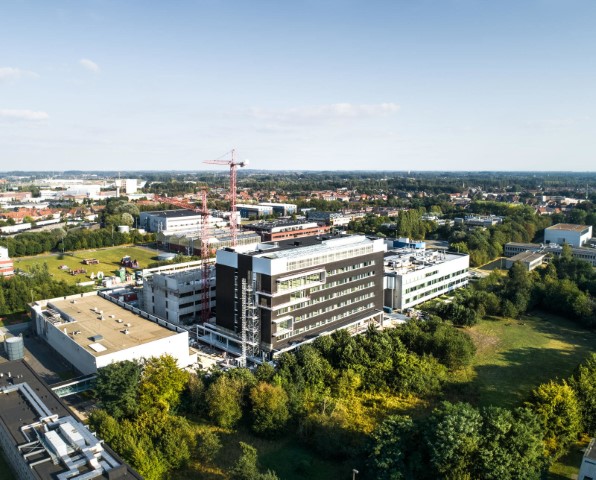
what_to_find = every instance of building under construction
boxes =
[156,228,261,256]
[210,234,386,359]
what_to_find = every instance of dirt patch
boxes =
[467,328,500,354]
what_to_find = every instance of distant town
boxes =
[1,169,595,480]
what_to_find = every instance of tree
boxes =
[528,380,582,460]
[205,375,244,428]
[94,360,142,419]
[425,402,482,480]
[137,355,190,413]
[249,382,290,436]
[196,430,222,464]
[570,353,596,436]
[230,442,279,480]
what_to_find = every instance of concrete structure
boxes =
[30,291,192,375]
[157,228,260,256]
[140,209,208,233]
[383,248,469,311]
[578,438,596,480]
[142,261,215,325]
[0,246,14,277]
[544,223,592,248]
[213,235,386,357]
[0,360,140,480]
[115,178,138,195]
[257,202,298,216]
[244,220,330,242]
[504,242,596,267]
[504,251,545,271]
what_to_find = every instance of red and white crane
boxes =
[203,148,248,247]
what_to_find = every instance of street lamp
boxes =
[352,469,359,480]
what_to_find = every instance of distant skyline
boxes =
[1,1,595,171]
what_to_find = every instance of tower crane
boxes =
[153,192,212,323]
[203,149,248,247]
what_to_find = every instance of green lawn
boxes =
[13,246,159,285]
[452,312,596,408]
[0,312,30,327]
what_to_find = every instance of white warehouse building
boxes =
[384,249,469,311]
[544,223,592,248]
[140,209,225,233]
[30,291,193,375]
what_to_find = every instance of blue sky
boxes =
[1,0,595,171]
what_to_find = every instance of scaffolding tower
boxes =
[239,276,260,366]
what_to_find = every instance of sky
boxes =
[1,0,595,171]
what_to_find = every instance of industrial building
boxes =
[140,209,223,233]
[0,246,14,277]
[0,360,141,480]
[504,242,596,267]
[383,248,469,311]
[141,261,215,325]
[236,204,274,219]
[454,215,503,228]
[544,223,592,248]
[257,202,298,216]
[30,291,193,375]
[211,235,386,358]
[504,251,546,271]
[244,220,330,242]
[306,211,359,226]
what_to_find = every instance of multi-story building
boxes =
[504,242,596,267]
[244,220,330,242]
[30,291,193,375]
[0,246,14,277]
[214,235,386,356]
[454,215,503,228]
[383,248,469,311]
[0,360,141,480]
[544,223,592,247]
[157,228,260,256]
[141,261,215,324]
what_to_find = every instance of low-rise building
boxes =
[578,438,596,480]
[30,291,193,375]
[236,204,274,219]
[244,220,330,242]
[544,223,592,248]
[140,209,208,233]
[504,242,596,267]
[257,202,297,216]
[504,251,545,271]
[454,215,503,228]
[0,246,14,277]
[0,360,141,480]
[383,248,469,311]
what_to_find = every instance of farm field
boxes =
[452,312,596,409]
[12,246,159,285]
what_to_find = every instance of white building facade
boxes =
[384,249,469,311]
[544,223,592,248]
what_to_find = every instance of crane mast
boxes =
[203,148,248,247]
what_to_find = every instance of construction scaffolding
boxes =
[239,276,260,367]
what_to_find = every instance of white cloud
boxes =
[0,67,39,81]
[0,109,49,121]
[251,103,400,124]
[79,58,100,73]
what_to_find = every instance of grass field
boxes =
[12,246,159,285]
[450,312,596,409]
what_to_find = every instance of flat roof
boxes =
[253,235,377,260]
[546,223,589,232]
[0,360,140,479]
[46,295,177,357]
[585,438,596,460]
[384,249,467,275]
[509,251,545,263]
[144,209,202,218]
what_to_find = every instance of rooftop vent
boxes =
[122,329,129,335]
[117,319,123,323]
[90,334,103,342]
